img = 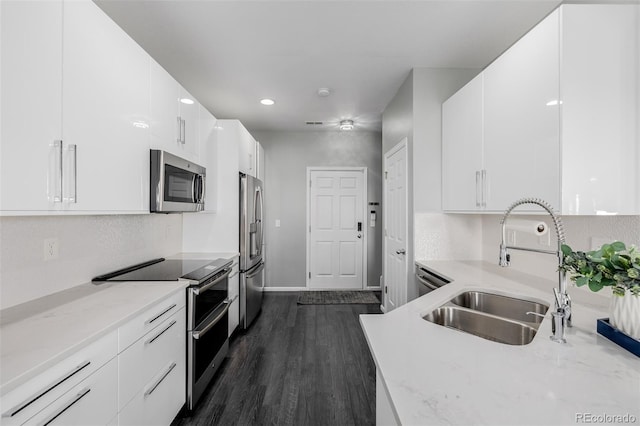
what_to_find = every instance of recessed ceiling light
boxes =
[180,98,194,105]
[339,119,354,131]
[546,99,563,106]
[132,121,149,129]
[317,88,330,97]
[260,98,275,106]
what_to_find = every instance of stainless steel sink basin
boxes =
[423,291,549,345]
[424,306,539,345]
[449,291,548,324]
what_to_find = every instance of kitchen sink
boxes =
[423,291,549,345]
[449,291,548,324]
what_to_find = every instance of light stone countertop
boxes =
[360,260,640,426]
[0,280,187,395]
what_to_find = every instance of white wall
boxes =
[252,130,383,288]
[0,214,182,310]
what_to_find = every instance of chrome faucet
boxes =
[498,197,571,343]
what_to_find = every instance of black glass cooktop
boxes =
[92,258,231,283]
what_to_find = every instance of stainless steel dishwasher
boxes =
[415,265,451,296]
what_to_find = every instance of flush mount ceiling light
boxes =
[180,98,194,105]
[317,88,330,97]
[339,119,354,131]
[260,98,275,106]
[546,99,563,106]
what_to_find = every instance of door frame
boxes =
[382,138,408,312]
[306,167,369,290]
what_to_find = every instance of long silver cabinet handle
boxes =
[40,388,91,426]
[145,320,177,346]
[145,303,177,325]
[192,299,231,340]
[66,144,77,203]
[481,169,487,207]
[144,362,177,398]
[181,119,186,144]
[51,140,63,203]
[176,117,182,143]
[475,171,481,207]
[2,362,91,418]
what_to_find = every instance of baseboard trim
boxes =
[263,286,307,292]
[263,286,383,292]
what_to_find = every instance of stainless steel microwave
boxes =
[150,150,205,213]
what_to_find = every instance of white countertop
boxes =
[360,260,639,425]
[0,280,187,395]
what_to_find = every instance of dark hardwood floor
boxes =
[174,292,381,426]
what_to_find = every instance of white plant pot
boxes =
[610,290,640,339]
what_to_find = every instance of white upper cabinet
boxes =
[256,141,265,182]
[442,74,484,211]
[442,5,638,214]
[238,124,257,177]
[198,104,218,212]
[560,5,639,215]
[483,9,560,212]
[62,0,150,212]
[0,0,64,212]
[149,59,201,164]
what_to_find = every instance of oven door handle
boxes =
[192,298,231,340]
[191,268,231,296]
[416,274,439,291]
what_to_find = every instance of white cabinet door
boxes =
[178,86,200,162]
[62,0,150,212]
[256,142,265,182]
[24,357,118,426]
[0,0,63,212]
[238,124,256,177]
[561,4,640,215]
[442,74,484,212]
[150,59,181,155]
[199,105,218,212]
[483,9,561,212]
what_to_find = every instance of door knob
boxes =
[396,249,406,255]
[357,234,362,239]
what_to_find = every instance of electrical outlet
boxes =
[275,219,281,228]
[44,238,59,261]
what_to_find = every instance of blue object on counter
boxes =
[597,318,640,358]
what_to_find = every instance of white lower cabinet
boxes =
[25,358,118,426]
[1,291,187,426]
[228,259,240,337]
[1,331,117,426]
[118,307,186,426]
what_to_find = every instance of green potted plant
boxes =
[561,241,640,339]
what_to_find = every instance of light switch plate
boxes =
[275,219,281,228]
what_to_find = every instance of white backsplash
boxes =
[414,212,483,260]
[0,214,183,310]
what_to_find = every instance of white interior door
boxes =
[384,140,408,312]
[308,169,366,289]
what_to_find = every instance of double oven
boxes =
[93,257,232,411]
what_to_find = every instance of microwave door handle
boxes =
[191,174,197,203]
[198,175,205,203]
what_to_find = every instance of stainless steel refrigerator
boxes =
[239,173,265,329]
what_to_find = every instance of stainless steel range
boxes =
[93,257,233,411]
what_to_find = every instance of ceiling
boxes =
[95,0,561,133]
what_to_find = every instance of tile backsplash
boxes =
[0,214,182,310]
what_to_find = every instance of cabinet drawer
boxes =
[118,290,185,352]
[118,357,186,426]
[23,357,118,426]
[118,307,185,410]
[1,331,117,426]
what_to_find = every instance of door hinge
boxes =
[385,285,388,294]
[309,272,311,279]
[384,171,388,179]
